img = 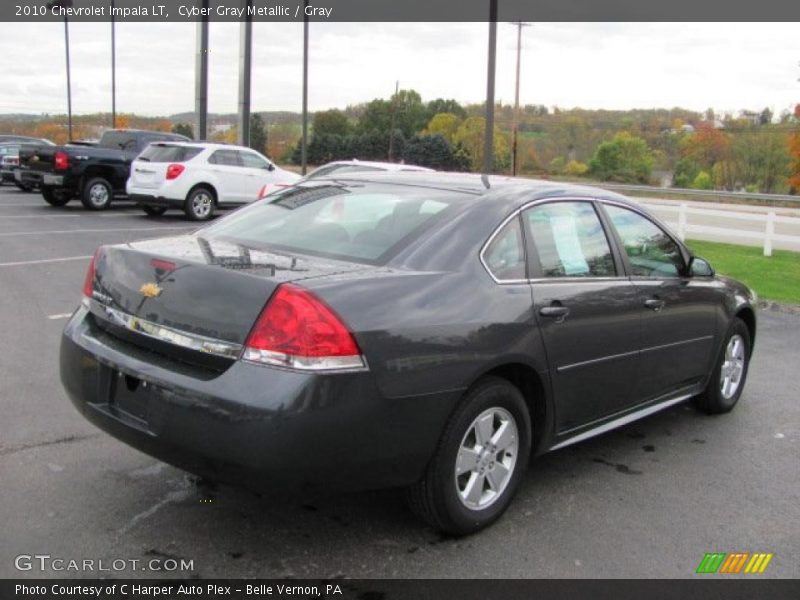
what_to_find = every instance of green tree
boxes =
[588,132,654,183]
[425,98,467,121]
[312,109,351,137]
[692,171,713,190]
[172,123,194,139]
[423,112,461,145]
[402,134,469,170]
[250,113,268,154]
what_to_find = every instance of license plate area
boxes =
[110,370,151,424]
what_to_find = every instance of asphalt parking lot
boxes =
[1,184,798,579]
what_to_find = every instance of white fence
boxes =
[644,202,800,257]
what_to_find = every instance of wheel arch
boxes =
[735,305,756,345]
[186,182,218,205]
[468,362,550,456]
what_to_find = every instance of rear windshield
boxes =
[202,182,470,263]
[138,145,203,163]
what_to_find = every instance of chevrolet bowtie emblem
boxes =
[139,282,162,298]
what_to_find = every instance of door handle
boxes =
[644,298,665,311]
[539,305,570,319]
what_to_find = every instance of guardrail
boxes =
[644,202,799,256]
[593,182,800,205]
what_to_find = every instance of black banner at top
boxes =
[2,0,800,22]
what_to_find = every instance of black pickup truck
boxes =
[22,129,189,209]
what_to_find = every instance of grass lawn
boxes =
[687,240,800,305]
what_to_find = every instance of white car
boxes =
[127,142,300,220]
[303,160,434,180]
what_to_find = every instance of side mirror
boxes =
[689,256,714,277]
[267,163,275,172]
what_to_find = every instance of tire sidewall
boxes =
[708,319,752,412]
[185,187,214,221]
[82,177,113,210]
[432,378,531,534]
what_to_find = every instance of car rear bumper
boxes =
[129,193,185,209]
[60,307,456,492]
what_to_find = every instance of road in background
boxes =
[1,185,798,579]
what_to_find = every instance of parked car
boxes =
[21,129,189,209]
[0,144,21,185]
[127,142,301,220]
[303,159,434,180]
[0,138,54,190]
[61,173,756,534]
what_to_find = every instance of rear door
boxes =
[207,149,247,203]
[599,202,718,401]
[523,199,643,432]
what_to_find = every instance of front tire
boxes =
[406,376,531,535]
[81,177,113,210]
[693,318,751,414]
[184,187,215,221]
[41,186,72,206]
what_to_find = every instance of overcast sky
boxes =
[0,22,798,118]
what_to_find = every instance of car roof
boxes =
[320,160,434,171]
[303,170,641,209]
[147,141,262,152]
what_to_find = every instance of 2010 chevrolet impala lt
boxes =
[60,173,756,534]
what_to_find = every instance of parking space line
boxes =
[0,255,91,267]
[47,313,73,320]
[0,226,194,237]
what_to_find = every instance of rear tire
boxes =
[184,187,215,221]
[692,318,751,414]
[41,186,72,206]
[406,376,531,535]
[142,205,168,217]
[81,177,113,210]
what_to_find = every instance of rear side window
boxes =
[138,145,203,163]
[524,201,616,278]
[483,218,526,281]
[203,183,468,263]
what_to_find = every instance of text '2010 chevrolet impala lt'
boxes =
[60,172,756,534]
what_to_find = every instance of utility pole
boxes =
[47,1,74,140]
[111,0,116,128]
[509,21,530,176]
[301,0,309,174]
[195,0,209,140]
[482,0,498,175]
[237,0,254,147]
[388,80,399,162]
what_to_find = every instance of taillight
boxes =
[81,247,103,305]
[165,164,185,180]
[54,151,69,171]
[242,283,365,371]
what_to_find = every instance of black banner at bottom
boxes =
[3,579,800,600]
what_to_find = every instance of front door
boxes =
[523,200,643,433]
[600,203,718,401]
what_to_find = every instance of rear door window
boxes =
[208,149,242,167]
[523,201,616,278]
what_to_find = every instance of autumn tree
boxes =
[789,104,800,193]
[452,116,510,172]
